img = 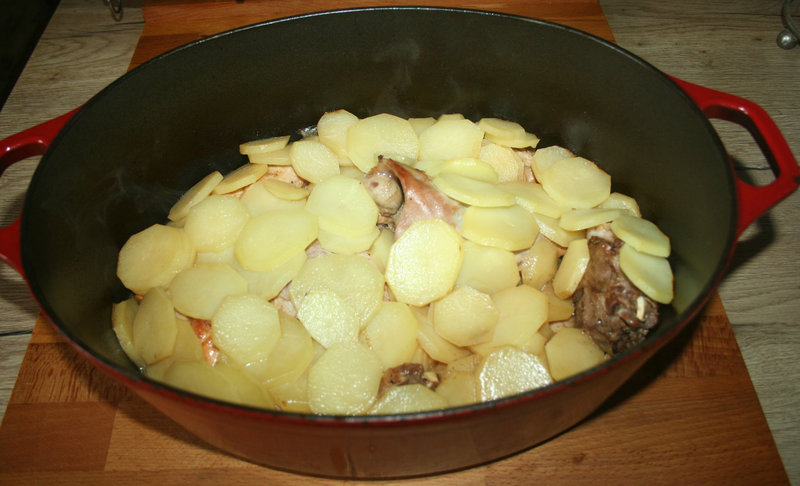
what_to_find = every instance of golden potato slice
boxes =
[247,146,292,166]
[215,362,277,409]
[517,234,561,290]
[431,173,515,207]
[184,194,249,252]
[317,109,359,158]
[477,346,552,401]
[117,224,195,295]
[552,238,590,299]
[611,214,671,258]
[241,179,306,216]
[438,113,465,121]
[559,207,622,231]
[239,135,291,155]
[260,178,310,201]
[162,360,274,408]
[362,301,419,368]
[542,285,575,322]
[484,131,540,150]
[371,384,449,414]
[545,327,606,381]
[500,181,565,219]
[421,157,498,183]
[530,145,573,181]
[471,285,548,355]
[132,287,178,365]
[169,262,248,319]
[235,208,318,272]
[435,370,477,407]
[479,142,524,182]
[168,171,224,222]
[598,192,641,217]
[290,138,341,184]
[172,317,204,362]
[305,175,379,237]
[532,212,584,247]
[618,244,674,304]
[211,293,281,367]
[196,246,235,265]
[460,205,539,252]
[385,218,464,306]
[308,342,384,415]
[297,290,361,348]
[346,113,419,172]
[235,247,306,300]
[477,117,525,140]
[111,297,145,368]
[408,116,436,135]
[418,118,484,162]
[539,157,611,209]
[413,306,472,364]
[290,253,385,327]
[520,332,547,356]
[433,286,499,347]
[244,312,315,389]
[268,368,312,413]
[317,226,380,255]
[368,228,394,274]
[456,240,520,295]
[213,163,270,195]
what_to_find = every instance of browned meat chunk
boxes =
[363,157,463,237]
[573,224,658,355]
[378,363,440,396]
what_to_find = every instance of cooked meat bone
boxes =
[573,224,658,355]
[363,157,463,237]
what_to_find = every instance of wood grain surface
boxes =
[0,0,798,483]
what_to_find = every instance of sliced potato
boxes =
[552,238,590,300]
[162,360,274,408]
[517,234,561,290]
[244,312,315,389]
[317,109,359,157]
[477,346,552,401]
[456,240,520,295]
[289,253,385,327]
[172,317,204,362]
[168,171,224,222]
[290,138,341,184]
[618,244,674,304]
[362,301,419,368]
[598,192,641,217]
[346,113,419,172]
[213,163,270,195]
[530,145,573,181]
[485,131,540,150]
[500,181,565,219]
[240,179,306,216]
[116,224,195,295]
[539,157,611,209]
[423,157,498,183]
[235,208,318,272]
[542,286,575,322]
[317,226,380,255]
[435,370,477,407]
[247,146,292,166]
[261,178,310,201]
[368,228,395,274]
[611,214,671,258]
[371,384,449,414]
[297,290,361,348]
[418,118,484,162]
[305,175,379,237]
[268,368,312,413]
[239,135,291,155]
[460,205,539,252]
[559,207,622,231]
[385,218,464,306]
[533,212,584,247]
[479,142,524,182]
[111,297,145,367]
[431,173,515,207]
[408,116,436,135]
[477,117,525,140]
[413,306,472,364]
[132,287,178,365]
[308,342,384,415]
[184,194,249,252]
[433,286,499,347]
[211,293,281,367]
[471,285,548,355]
[545,327,606,381]
[169,262,249,319]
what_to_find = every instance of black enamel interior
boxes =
[20,8,735,381]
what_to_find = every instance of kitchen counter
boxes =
[0,0,797,482]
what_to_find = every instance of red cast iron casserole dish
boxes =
[0,7,798,478]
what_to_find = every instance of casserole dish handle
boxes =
[0,109,78,276]
[672,77,800,237]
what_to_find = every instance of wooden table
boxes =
[0,0,798,483]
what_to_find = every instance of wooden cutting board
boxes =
[0,1,789,484]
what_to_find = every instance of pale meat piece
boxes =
[573,224,659,355]
[363,156,463,237]
[190,318,220,365]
